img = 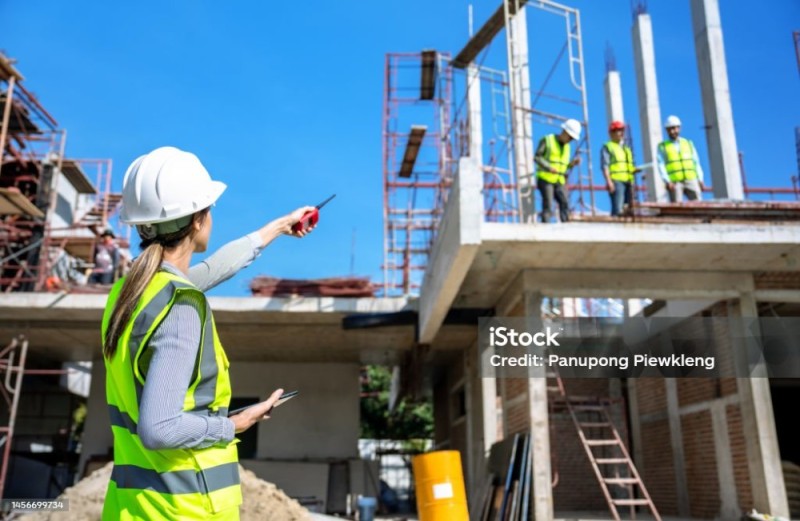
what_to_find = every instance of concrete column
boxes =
[731,294,789,517]
[508,11,536,222]
[710,401,740,520]
[465,339,498,501]
[524,291,553,521]
[632,13,667,202]
[690,0,744,200]
[604,69,625,126]
[77,359,112,479]
[664,376,691,517]
[467,64,484,165]
[626,379,645,473]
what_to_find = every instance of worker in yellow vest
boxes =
[602,121,642,216]
[534,119,583,223]
[102,146,316,520]
[657,115,705,202]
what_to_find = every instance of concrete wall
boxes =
[229,362,360,460]
[48,171,94,237]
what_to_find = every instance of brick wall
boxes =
[490,297,769,517]
[727,404,754,511]
[678,378,719,406]
[636,377,667,415]
[551,413,607,511]
[640,418,678,515]
[556,379,621,511]
[503,378,530,435]
[682,410,721,518]
[631,300,760,519]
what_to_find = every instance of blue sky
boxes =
[3,1,799,296]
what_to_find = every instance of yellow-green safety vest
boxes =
[536,134,571,185]
[659,137,698,182]
[605,141,635,183]
[102,270,241,520]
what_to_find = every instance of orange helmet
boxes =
[609,120,626,132]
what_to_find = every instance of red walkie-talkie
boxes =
[291,194,336,233]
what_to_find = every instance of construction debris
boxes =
[15,463,312,521]
[250,276,376,297]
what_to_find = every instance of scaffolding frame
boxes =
[1,53,122,293]
[0,336,28,502]
[382,52,453,296]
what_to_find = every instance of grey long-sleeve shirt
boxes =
[137,232,263,450]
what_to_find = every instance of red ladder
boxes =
[549,372,661,521]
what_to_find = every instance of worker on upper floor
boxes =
[658,115,705,202]
[602,121,641,217]
[535,119,582,223]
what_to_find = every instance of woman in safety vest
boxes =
[101,146,315,520]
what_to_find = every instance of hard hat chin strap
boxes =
[136,214,194,241]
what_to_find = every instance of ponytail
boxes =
[103,208,209,359]
[103,243,163,359]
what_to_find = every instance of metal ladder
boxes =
[548,372,661,521]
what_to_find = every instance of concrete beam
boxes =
[418,157,483,343]
[632,13,666,202]
[508,268,753,300]
[690,0,744,200]
[753,289,800,303]
[482,220,800,249]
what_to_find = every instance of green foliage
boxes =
[360,365,433,440]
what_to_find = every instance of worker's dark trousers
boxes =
[537,178,569,223]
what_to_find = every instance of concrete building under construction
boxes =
[1,0,799,519]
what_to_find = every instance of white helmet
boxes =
[561,119,582,140]
[664,115,682,128]
[120,147,226,234]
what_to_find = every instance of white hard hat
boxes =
[120,146,226,228]
[561,119,582,140]
[664,115,682,128]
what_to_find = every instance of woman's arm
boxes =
[187,232,263,292]
[188,207,316,292]
[137,294,234,450]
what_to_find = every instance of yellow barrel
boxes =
[412,450,469,521]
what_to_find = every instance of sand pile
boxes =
[16,463,311,521]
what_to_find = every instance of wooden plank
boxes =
[0,187,44,218]
[452,0,529,68]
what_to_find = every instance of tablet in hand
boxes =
[227,390,298,417]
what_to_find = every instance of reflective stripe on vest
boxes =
[537,134,571,185]
[659,137,697,182]
[102,270,240,519]
[605,141,635,183]
[111,462,239,495]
